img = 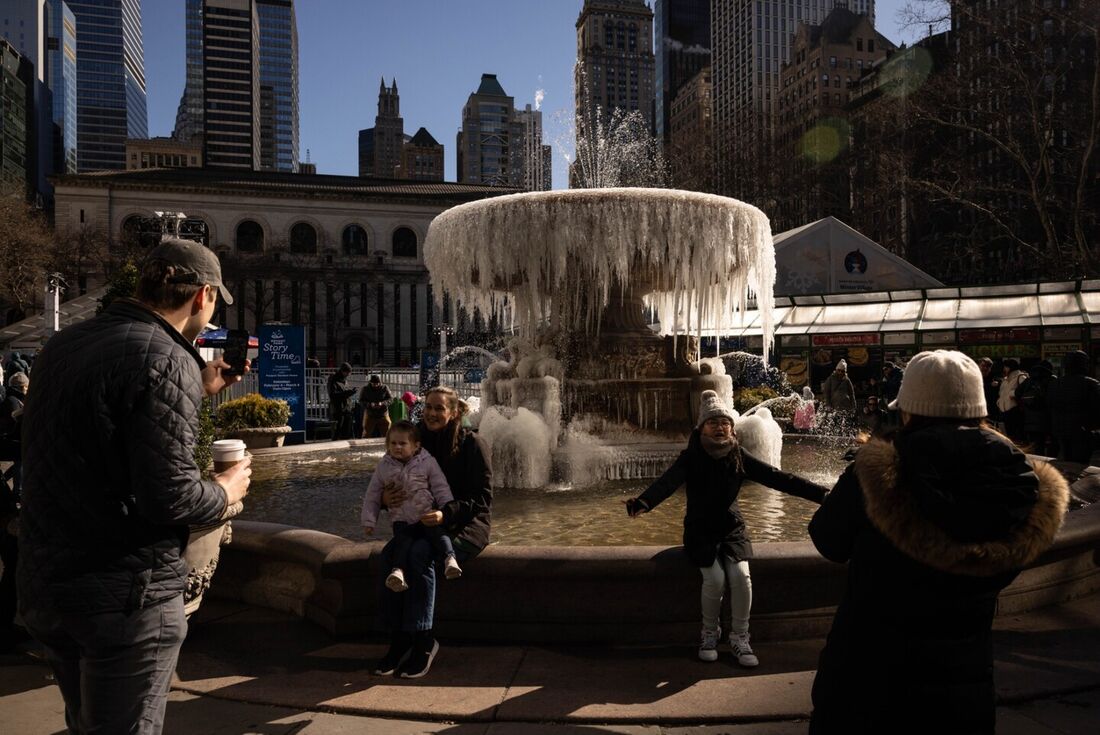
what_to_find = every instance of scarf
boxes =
[700,434,736,460]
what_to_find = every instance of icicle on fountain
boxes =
[425,188,777,487]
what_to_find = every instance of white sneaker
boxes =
[444,555,463,580]
[698,627,720,662]
[729,631,759,667]
[385,567,408,592]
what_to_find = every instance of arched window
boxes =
[290,222,317,254]
[121,214,160,249]
[178,218,208,246]
[392,227,417,259]
[343,225,369,256]
[236,220,264,252]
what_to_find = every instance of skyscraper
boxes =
[46,0,77,174]
[173,0,203,142]
[655,0,710,146]
[574,0,656,137]
[1,38,33,192]
[710,0,873,200]
[66,0,146,171]
[457,74,524,188]
[175,0,298,172]
[256,0,298,171]
[515,104,552,191]
[2,0,77,189]
[358,78,403,178]
[201,0,260,169]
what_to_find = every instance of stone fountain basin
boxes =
[209,500,1100,644]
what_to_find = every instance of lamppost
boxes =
[436,323,454,359]
[44,272,66,340]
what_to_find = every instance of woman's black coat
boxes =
[808,426,1069,734]
[638,430,828,567]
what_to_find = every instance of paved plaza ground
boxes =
[2,594,1098,733]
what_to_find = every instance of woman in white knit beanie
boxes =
[625,390,830,668]
[808,350,1069,732]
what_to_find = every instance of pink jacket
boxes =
[361,448,453,528]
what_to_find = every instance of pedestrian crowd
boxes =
[0,246,1078,735]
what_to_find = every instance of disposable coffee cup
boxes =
[212,439,247,473]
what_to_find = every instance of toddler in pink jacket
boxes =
[362,421,461,591]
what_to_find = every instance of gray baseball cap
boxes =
[144,236,233,305]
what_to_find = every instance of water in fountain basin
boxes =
[240,437,854,545]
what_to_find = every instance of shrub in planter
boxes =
[215,393,291,447]
[733,386,779,414]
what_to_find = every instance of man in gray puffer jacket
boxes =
[17,238,251,735]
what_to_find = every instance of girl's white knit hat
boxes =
[697,389,737,427]
[889,350,987,418]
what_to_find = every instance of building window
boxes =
[236,220,264,252]
[392,227,417,258]
[179,219,209,247]
[829,56,837,67]
[290,222,317,254]
[343,225,369,256]
[857,38,864,51]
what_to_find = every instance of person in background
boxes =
[1046,350,1100,464]
[327,362,356,440]
[1015,359,1057,457]
[625,390,829,668]
[0,372,28,500]
[858,395,888,438]
[997,358,1028,441]
[360,374,394,439]
[0,371,25,653]
[809,350,1068,733]
[822,360,857,429]
[793,386,817,432]
[16,238,251,734]
[978,357,1001,424]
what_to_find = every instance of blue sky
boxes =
[142,0,914,189]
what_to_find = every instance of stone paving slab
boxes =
[3,595,1100,732]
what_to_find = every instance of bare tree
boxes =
[0,191,53,320]
[900,0,1100,279]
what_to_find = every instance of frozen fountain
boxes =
[425,188,778,487]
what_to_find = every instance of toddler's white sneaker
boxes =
[729,631,759,667]
[698,627,720,662]
[444,555,463,580]
[385,567,408,592]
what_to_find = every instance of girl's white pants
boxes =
[699,556,752,634]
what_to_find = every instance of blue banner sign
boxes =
[419,349,440,392]
[258,324,306,433]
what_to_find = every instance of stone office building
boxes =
[50,168,510,365]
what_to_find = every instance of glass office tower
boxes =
[256,0,298,172]
[47,0,77,173]
[654,0,711,145]
[173,0,204,142]
[66,0,146,171]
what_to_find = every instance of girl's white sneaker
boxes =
[385,567,408,592]
[698,627,720,662]
[444,555,463,579]
[729,631,759,667]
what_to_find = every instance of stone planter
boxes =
[228,425,292,450]
[184,501,244,618]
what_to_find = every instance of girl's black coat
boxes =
[638,431,828,567]
[808,426,1069,734]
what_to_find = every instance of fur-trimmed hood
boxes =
[854,427,1069,576]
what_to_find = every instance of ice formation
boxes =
[734,407,784,469]
[424,188,777,361]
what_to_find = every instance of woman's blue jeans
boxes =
[379,536,474,633]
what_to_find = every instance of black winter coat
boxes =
[17,300,228,614]
[808,426,1068,734]
[638,431,828,567]
[0,387,25,437]
[1046,373,1100,441]
[422,426,493,552]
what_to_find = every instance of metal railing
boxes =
[210,368,481,422]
